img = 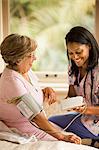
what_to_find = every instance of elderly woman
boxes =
[0,34,81,144]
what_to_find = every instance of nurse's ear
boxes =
[87,43,91,50]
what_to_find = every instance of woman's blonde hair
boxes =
[0,34,37,68]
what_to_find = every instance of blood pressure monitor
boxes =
[16,93,43,120]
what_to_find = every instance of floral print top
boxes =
[68,65,99,136]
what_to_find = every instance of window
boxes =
[0,0,97,97]
[10,0,95,72]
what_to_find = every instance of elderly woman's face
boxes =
[17,51,36,74]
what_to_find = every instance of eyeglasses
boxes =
[26,51,36,58]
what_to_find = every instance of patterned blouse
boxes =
[68,65,99,136]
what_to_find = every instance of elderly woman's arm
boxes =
[32,111,81,144]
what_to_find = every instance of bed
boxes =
[0,121,98,150]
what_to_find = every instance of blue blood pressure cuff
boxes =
[16,93,43,120]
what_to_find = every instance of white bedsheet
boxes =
[0,140,98,150]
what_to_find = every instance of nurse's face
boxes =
[67,42,90,68]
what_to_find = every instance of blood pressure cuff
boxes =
[16,93,43,120]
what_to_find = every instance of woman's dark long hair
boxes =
[65,26,99,103]
[65,26,99,75]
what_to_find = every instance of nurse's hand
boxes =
[42,87,57,105]
[73,105,87,114]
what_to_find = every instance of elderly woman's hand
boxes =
[42,87,57,105]
[63,134,81,144]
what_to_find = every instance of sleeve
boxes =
[1,77,28,101]
[0,77,43,121]
[93,67,99,105]
[0,75,29,121]
[68,66,75,85]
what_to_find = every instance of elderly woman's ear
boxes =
[16,59,21,65]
